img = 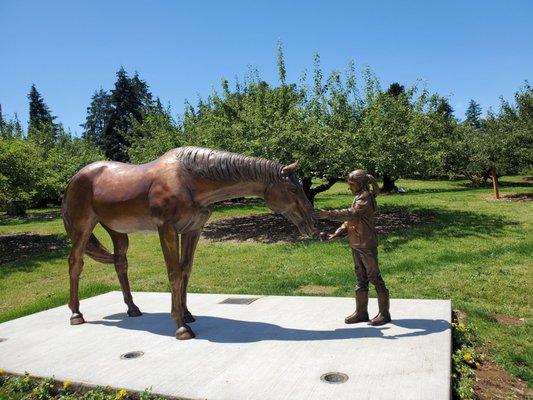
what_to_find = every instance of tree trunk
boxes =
[382,174,398,193]
[302,177,314,205]
[7,201,26,216]
[301,176,338,206]
[490,166,500,199]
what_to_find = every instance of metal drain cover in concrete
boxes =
[219,297,259,305]
[0,291,451,399]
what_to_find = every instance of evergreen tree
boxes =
[386,82,405,98]
[465,99,482,128]
[27,85,58,147]
[437,98,454,120]
[27,84,55,131]
[101,67,154,161]
[81,89,111,147]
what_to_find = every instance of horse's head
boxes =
[264,161,317,237]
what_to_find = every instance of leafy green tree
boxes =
[182,49,364,204]
[0,112,24,139]
[359,89,414,191]
[31,128,105,206]
[127,107,183,163]
[0,138,42,214]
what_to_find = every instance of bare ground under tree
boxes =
[202,209,431,243]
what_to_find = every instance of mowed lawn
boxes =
[0,177,532,384]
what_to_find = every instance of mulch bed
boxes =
[473,353,531,399]
[503,193,533,201]
[0,234,68,264]
[202,209,431,243]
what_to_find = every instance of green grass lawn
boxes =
[1,177,532,385]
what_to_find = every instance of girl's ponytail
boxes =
[367,174,380,197]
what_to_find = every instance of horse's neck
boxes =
[195,179,268,206]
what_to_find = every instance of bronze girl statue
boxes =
[315,170,391,326]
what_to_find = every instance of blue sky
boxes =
[1,0,532,134]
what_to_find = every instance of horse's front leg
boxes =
[180,229,202,323]
[158,224,195,340]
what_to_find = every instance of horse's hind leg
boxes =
[68,220,96,325]
[103,226,142,317]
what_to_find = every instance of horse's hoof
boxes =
[127,308,143,317]
[70,313,85,325]
[176,325,195,340]
[184,312,196,323]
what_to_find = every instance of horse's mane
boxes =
[175,147,284,183]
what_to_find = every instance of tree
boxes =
[181,49,364,204]
[360,89,415,192]
[465,99,482,128]
[27,85,58,148]
[386,82,405,98]
[98,68,154,161]
[0,111,24,139]
[127,106,183,163]
[0,138,42,215]
[35,131,104,205]
[81,89,111,148]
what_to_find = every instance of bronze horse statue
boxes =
[62,147,316,339]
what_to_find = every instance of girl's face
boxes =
[347,179,362,194]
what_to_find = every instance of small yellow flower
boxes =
[457,323,466,331]
[115,388,128,400]
[463,353,474,365]
[0,368,5,376]
[63,380,72,390]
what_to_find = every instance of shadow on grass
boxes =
[457,180,533,189]
[0,234,69,278]
[0,210,61,226]
[379,206,512,252]
[89,312,449,343]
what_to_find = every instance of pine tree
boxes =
[386,82,405,98]
[81,89,111,147]
[100,68,154,161]
[27,85,58,147]
[465,99,482,128]
[27,84,55,131]
[437,98,454,120]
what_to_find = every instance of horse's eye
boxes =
[290,187,298,194]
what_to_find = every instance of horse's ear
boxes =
[281,161,299,177]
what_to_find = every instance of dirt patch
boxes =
[0,211,61,223]
[491,313,525,326]
[503,193,533,201]
[297,285,337,295]
[0,234,68,264]
[474,355,532,400]
[202,209,430,243]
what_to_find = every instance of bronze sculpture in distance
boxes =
[62,147,317,340]
[315,170,392,326]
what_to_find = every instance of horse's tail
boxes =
[84,233,115,264]
[61,180,115,265]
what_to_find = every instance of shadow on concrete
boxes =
[89,312,449,343]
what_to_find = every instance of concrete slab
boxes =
[0,292,451,399]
